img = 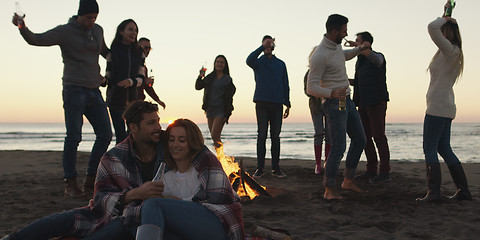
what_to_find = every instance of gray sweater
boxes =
[20,16,108,89]
[426,17,461,119]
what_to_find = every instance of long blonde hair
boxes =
[428,21,464,82]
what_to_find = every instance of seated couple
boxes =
[3,101,244,240]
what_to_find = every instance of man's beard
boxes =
[335,37,343,44]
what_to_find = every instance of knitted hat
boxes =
[78,0,99,16]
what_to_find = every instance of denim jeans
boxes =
[255,101,283,171]
[309,97,330,145]
[62,85,112,179]
[109,108,127,144]
[358,101,390,175]
[423,114,460,166]
[323,97,366,188]
[7,209,133,240]
[141,198,227,240]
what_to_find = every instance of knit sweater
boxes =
[426,17,461,119]
[19,16,108,89]
[307,36,361,98]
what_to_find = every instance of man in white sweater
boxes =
[307,14,370,200]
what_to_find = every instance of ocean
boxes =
[0,122,479,163]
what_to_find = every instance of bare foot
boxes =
[323,187,344,200]
[341,178,366,193]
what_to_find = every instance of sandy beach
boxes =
[1,150,479,239]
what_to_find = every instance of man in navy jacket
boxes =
[247,35,291,178]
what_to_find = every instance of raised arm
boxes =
[246,46,264,69]
[195,68,206,90]
[15,20,64,47]
[428,17,457,54]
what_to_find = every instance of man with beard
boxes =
[307,14,370,200]
[2,101,165,240]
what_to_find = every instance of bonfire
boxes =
[215,144,270,200]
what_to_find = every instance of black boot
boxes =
[448,163,472,200]
[416,163,442,203]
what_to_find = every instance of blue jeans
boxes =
[141,198,227,240]
[323,97,366,188]
[255,101,283,171]
[309,97,330,145]
[7,209,133,240]
[423,114,460,166]
[62,85,112,179]
[109,108,127,144]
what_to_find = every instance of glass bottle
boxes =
[445,0,456,17]
[152,162,166,182]
[339,97,346,111]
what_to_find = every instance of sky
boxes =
[1,0,479,124]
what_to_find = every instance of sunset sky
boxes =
[1,0,479,124]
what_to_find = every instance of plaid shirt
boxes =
[191,146,245,239]
[72,134,165,236]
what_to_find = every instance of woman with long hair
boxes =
[135,118,244,240]
[106,19,145,144]
[195,55,236,149]
[417,1,472,202]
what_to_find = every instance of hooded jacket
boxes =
[19,16,108,88]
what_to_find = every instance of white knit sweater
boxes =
[426,17,461,119]
[307,36,361,98]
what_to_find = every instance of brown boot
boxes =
[64,177,85,198]
[416,163,442,203]
[82,174,96,197]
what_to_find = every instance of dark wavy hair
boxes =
[123,101,158,128]
[111,19,141,56]
[165,118,204,170]
[204,55,230,80]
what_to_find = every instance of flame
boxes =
[215,144,240,176]
[215,143,265,200]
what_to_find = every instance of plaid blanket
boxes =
[71,134,165,236]
[192,146,245,239]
